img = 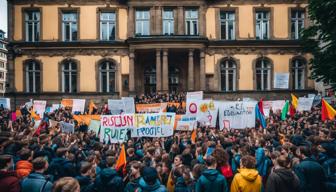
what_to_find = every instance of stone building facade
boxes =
[6,0,315,105]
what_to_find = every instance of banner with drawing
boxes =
[174,114,197,131]
[263,100,286,117]
[33,100,47,117]
[131,113,175,138]
[186,100,219,127]
[100,114,133,143]
[297,97,314,112]
[218,101,257,130]
[136,103,168,113]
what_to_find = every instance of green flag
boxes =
[281,101,289,120]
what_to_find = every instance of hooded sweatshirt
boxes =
[195,169,228,192]
[137,178,167,192]
[230,168,262,192]
[265,168,300,192]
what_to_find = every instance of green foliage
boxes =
[301,0,336,89]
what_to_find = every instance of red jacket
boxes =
[0,170,21,192]
[16,160,33,179]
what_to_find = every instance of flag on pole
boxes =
[321,99,336,121]
[290,94,298,117]
[191,129,196,143]
[116,144,127,174]
[255,103,267,128]
[281,101,289,120]
[258,98,264,116]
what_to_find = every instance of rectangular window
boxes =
[62,12,78,41]
[163,9,174,35]
[0,62,4,68]
[220,11,235,40]
[0,72,4,80]
[25,11,40,42]
[291,10,305,40]
[100,12,116,41]
[135,10,150,36]
[185,9,198,35]
[256,11,270,40]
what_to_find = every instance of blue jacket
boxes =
[231,154,241,174]
[47,157,77,180]
[75,175,94,192]
[21,172,53,192]
[255,147,271,177]
[174,177,192,192]
[195,169,229,192]
[136,178,167,192]
[294,158,327,192]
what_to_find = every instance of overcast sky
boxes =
[0,0,7,36]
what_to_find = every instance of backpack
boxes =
[220,165,233,179]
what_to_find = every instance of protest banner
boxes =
[25,101,33,109]
[218,101,257,130]
[312,95,322,107]
[136,103,168,113]
[263,100,286,117]
[274,73,289,89]
[33,120,41,129]
[0,98,10,109]
[186,91,203,101]
[33,100,47,117]
[89,120,101,136]
[61,99,73,108]
[49,119,59,128]
[174,114,197,131]
[100,114,133,143]
[73,115,101,125]
[297,97,314,112]
[60,122,75,133]
[131,113,175,138]
[186,100,219,127]
[72,99,85,114]
[108,99,125,115]
[121,97,135,114]
[168,102,181,108]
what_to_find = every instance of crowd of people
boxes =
[0,93,335,192]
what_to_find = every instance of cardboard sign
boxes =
[121,97,136,114]
[72,99,85,114]
[89,120,101,136]
[218,101,257,129]
[297,97,314,112]
[0,98,10,109]
[108,99,125,115]
[33,100,47,117]
[174,114,197,131]
[131,113,175,138]
[61,99,73,108]
[60,121,75,133]
[100,114,133,143]
[136,103,168,113]
[186,100,219,127]
[263,100,286,117]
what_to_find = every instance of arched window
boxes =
[99,61,116,92]
[62,60,77,93]
[292,58,306,89]
[25,60,41,93]
[220,59,237,91]
[255,58,271,90]
[169,66,180,93]
[144,66,156,94]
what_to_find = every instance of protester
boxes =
[230,155,263,192]
[0,92,335,192]
[21,157,53,192]
[0,154,20,192]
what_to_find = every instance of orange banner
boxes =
[61,99,73,108]
[168,102,180,108]
[73,115,101,125]
[136,103,167,113]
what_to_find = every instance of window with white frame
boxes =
[0,61,4,68]
[292,59,305,89]
[256,11,270,40]
[169,66,180,93]
[220,11,235,40]
[100,12,116,41]
[291,10,305,40]
[25,60,40,93]
[144,66,156,94]
[99,61,116,92]
[25,11,40,42]
[185,9,198,35]
[62,61,77,93]
[62,12,78,41]
[256,58,271,90]
[220,59,236,91]
[163,9,174,35]
[0,83,4,92]
[0,72,4,80]
[135,10,150,36]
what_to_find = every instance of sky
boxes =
[0,0,7,37]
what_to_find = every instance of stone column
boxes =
[127,7,134,38]
[200,50,206,90]
[129,50,135,93]
[162,49,169,92]
[177,6,184,35]
[188,49,194,91]
[156,49,162,92]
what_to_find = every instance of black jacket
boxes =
[265,168,300,192]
